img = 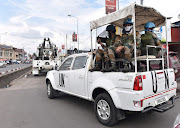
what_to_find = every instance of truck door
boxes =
[58,57,73,92]
[69,56,88,97]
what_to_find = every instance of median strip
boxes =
[0,66,32,88]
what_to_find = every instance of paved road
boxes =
[0,75,180,128]
[0,64,31,73]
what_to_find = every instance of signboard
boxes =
[62,45,65,49]
[72,32,77,42]
[105,0,116,14]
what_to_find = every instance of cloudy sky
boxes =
[0,0,179,54]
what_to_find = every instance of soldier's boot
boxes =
[101,61,116,72]
[101,61,109,72]
[89,61,102,72]
[122,61,130,73]
[109,61,117,72]
[137,61,143,71]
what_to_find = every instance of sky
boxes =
[0,0,179,54]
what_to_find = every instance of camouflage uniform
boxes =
[95,35,121,63]
[140,31,161,56]
[109,33,141,61]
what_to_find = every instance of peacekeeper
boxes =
[108,18,141,72]
[90,24,121,71]
[102,18,141,72]
[115,18,141,72]
[140,22,162,56]
[120,18,141,60]
[101,18,140,72]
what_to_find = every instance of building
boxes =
[0,44,26,61]
[171,20,180,42]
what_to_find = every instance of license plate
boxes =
[156,96,166,105]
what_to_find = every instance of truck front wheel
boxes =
[47,82,56,99]
[94,93,119,126]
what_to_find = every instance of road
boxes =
[0,64,31,73]
[0,75,180,128]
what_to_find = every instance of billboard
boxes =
[105,0,116,14]
[72,32,77,42]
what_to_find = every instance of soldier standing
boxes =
[140,22,161,56]
[140,22,162,70]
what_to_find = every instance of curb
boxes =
[0,66,32,88]
[0,67,25,75]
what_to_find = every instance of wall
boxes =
[171,27,180,42]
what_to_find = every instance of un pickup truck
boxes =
[46,53,178,126]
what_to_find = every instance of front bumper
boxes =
[42,65,53,70]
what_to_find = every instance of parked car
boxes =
[174,113,180,128]
[12,60,17,64]
[17,60,21,64]
[25,60,30,64]
[169,52,180,81]
[150,51,180,81]
[5,60,12,65]
[0,61,7,68]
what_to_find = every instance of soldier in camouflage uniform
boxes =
[102,18,141,72]
[90,25,121,71]
[119,18,141,60]
[107,18,141,72]
[140,22,161,56]
[140,22,162,70]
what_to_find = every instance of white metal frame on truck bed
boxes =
[90,3,169,72]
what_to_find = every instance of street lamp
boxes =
[68,14,79,53]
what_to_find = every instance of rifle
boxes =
[97,36,108,43]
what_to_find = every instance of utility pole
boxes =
[141,0,143,5]
[66,34,68,55]
[117,0,119,10]
[68,15,79,53]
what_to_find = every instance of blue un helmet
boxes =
[144,22,155,32]
[106,25,116,32]
[123,18,133,26]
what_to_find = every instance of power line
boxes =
[79,30,96,44]
[7,35,43,38]
[6,35,57,39]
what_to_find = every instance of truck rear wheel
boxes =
[47,82,56,99]
[94,93,119,126]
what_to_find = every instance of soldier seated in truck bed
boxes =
[91,18,142,72]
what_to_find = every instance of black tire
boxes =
[94,93,119,126]
[47,81,56,99]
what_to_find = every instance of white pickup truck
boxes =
[46,4,179,126]
[46,53,178,126]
